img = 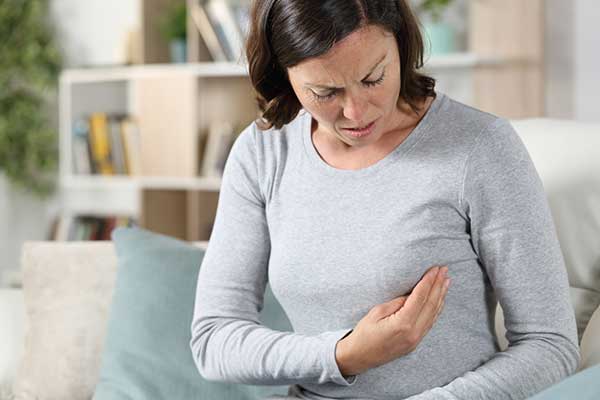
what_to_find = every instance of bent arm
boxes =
[406,119,580,399]
[189,125,355,386]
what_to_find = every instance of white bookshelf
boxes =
[58,60,257,240]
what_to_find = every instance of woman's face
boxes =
[287,24,404,150]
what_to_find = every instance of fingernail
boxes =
[444,279,450,288]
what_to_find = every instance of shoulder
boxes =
[226,110,307,202]
[232,110,306,158]
[431,93,523,157]
[438,94,505,142]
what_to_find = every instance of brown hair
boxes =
[245,0,436,130]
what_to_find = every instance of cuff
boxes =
[322,328,358,386]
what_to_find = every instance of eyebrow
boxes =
[305,54,387,90]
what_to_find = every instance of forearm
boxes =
[405,334,580,400]
[190,315,356,386]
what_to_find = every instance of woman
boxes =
[190,1,580,399]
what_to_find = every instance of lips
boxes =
[342,119,378,138]
[345,121,375,130]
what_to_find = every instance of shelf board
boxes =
[60,53,505,83]
[61,62,249,83]
[140,176,222,191]
[424,52,504,69]
[61,175,223,191]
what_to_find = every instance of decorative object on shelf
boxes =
[159,2,188,63]
[416,0,457,56]
[0,0,62,197]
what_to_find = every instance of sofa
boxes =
[1,118,600,399]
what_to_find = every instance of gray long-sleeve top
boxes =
[190,92,580,399]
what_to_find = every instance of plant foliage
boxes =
[418,0,455,23]
[159,2,187,41]
[0,0,62,197]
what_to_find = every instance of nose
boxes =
[342,89,368,122]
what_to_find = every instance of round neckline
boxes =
[301,92,445,178]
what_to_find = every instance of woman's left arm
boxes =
[408,118,580,400]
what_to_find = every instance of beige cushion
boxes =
[580,306,600,369]
[13,242,118,400]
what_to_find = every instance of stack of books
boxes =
[72,113,142,176]
[49,215,137,241]
[190,0,250,62]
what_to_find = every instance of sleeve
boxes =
[405,118,581,400]
[189,124,357,387]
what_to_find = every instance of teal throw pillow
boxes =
[527,363,600,400]
[93,227,292,400]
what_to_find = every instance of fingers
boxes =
[415,266,449,334]
[401,266,443,324]
[369,295,408,321]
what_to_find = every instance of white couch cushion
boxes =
[0,289,25,392]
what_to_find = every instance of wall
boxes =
[574,0,600,122]
[545,0,600,122]
[49,0,140,67]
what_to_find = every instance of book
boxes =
[108,115,128,174]
[229,0,251,39]
[54,214,75,241]
[120,117,142,176]
[190,0,228,61]
[204,0,246,63]
[72,118,93,174]
[88,113,115,175]
[200,120,236,177]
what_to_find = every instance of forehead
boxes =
[288,25,396,85]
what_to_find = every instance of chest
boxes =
[265,171,472,309]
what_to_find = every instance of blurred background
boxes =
[0,0,599,288]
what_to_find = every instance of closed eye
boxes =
[310,70,386,103]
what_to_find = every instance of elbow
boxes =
[555,324,582,376]
[189,319,227,383]
[540,331,581,377]
[565,340,581,375]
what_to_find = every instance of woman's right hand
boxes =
[335,265,450,376]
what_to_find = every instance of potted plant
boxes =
[0,0,62,197]
[417,0,457,56]
[159,3,188,63]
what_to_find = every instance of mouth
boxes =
[342,119,378,137]
[343,120,375,130]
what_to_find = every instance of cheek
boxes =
[301,101,338,126]
[378,79,400,105]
